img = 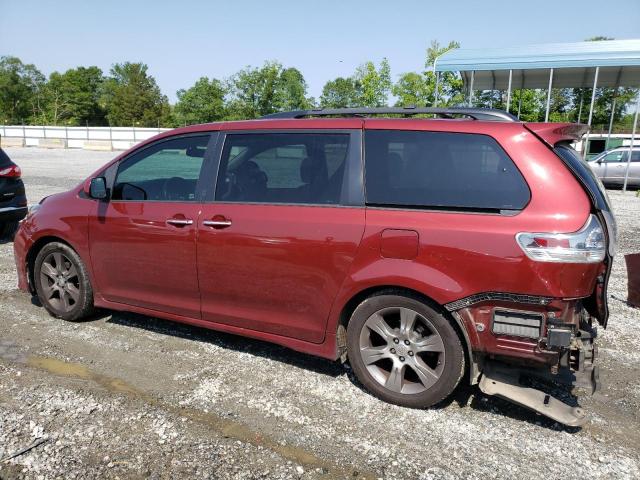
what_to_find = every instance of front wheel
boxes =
[347,293,464,408]
[34,242,95,321]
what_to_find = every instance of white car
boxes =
[589,147,640,187]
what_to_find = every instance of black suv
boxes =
[0,148,27,239]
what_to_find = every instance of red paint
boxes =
[196,203,365,343]
[380,229,419,259]
[523,122,589,146]
[13,116,605,366]
[88,201,202,319]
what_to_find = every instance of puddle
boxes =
[21,354,372,479]
[27,357,142,396]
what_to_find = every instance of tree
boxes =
[354,58,391,107]
[425,41,463,106]
[0,56,45,124]
[225,62,312,119]
[319,77,361,108]
[569,37,635,130]
[320,58,391,108]
[41,66,106,125]
[391,41,462,108]
[174,77,226,125]
[276,67,313,111]
[392,72,430,107]
[102,62,170,127]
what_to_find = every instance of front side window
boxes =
[601,150,627,163]
[112,135,210,202]
[365,130,530,211]
[215,133,350,205]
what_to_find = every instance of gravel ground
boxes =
[1,147,639,480]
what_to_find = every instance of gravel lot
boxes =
[1,147,639,480]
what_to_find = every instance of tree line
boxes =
[0,39,635,131]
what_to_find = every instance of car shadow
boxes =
[68,306,581,432]
[103,309,345,378]
[467,392,582,433]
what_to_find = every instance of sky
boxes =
[2,0,639,103]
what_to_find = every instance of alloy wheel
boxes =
[39,252,81,313]
[358,306,446,395]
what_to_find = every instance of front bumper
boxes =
[13,223,32,293]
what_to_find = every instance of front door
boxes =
[89,134,214,319]
[598,150,627,184]
[197,130,365,343]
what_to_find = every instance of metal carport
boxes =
[434,39,640,191]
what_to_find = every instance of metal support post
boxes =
[622,91,640,192]
[506,69,513,113]
[545,69,554,122]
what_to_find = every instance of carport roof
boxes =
[434,39,640,89]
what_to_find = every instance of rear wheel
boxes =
[34,242,94,321]
[347,293,464,408]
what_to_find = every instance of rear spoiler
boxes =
[524,123,589,146]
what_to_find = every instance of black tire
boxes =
[0,221,18,240]
[34,242,95,321]
[346,293,464,409]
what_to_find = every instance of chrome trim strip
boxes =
[203,220,232,227]
[165,219,194,226]
[0,206,27,213]
[444,292,553,312]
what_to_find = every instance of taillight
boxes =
[516,215,606,263]
[0,165,21,178]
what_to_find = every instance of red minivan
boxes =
[13,108,616,426]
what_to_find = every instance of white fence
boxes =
[0,125,171,151]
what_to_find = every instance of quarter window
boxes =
[112,135,210,202]
[215,133,350,205]
[364,130,530,211]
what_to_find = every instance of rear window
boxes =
[364,130,530,211]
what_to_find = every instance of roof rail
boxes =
[261,107,518,122]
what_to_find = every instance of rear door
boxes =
[625,150,640,186]
[196,129,365,343]
[89,134,215,319]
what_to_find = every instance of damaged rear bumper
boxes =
[478,322,598,426]
[449,295,601,426]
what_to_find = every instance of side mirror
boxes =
[89,177,108,200]
[596,159,603,164]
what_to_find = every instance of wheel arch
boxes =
[26,236,80,294]
[335,284,474,379]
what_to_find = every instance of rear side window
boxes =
[215,133,350,205]
[364,130,530,211]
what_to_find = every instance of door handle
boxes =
[203,218,232,229]
[166,218,194,227]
